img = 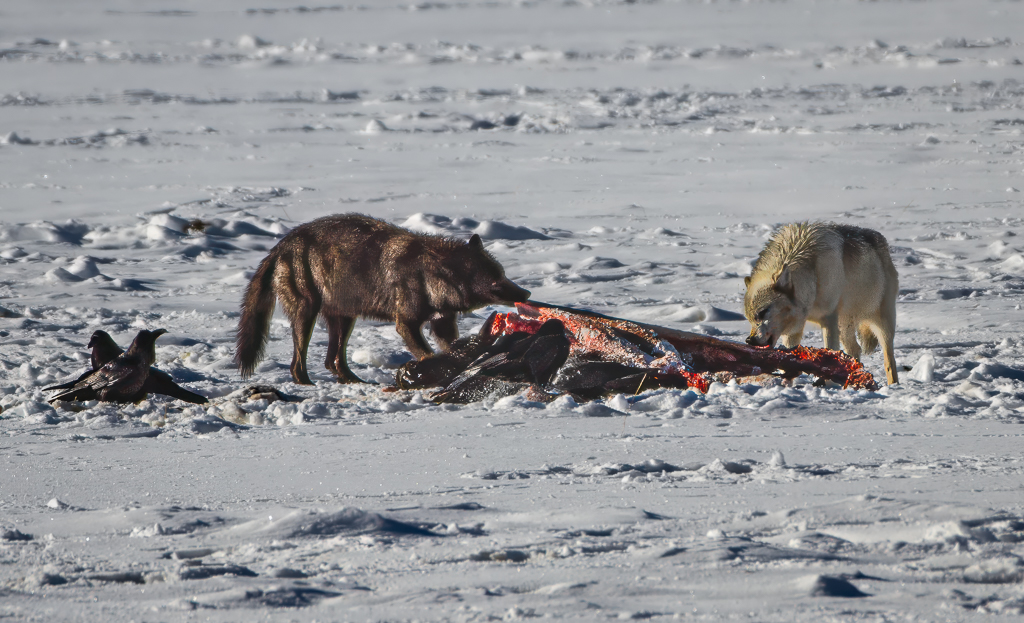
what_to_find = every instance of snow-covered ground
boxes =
[3,0,1024,620]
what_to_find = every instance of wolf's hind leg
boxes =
[275,253,322,385]
[876,273,899,385]
[881,333,899,385]
[430,314,459,352]
[872,315,898,385]
[287,308,318,385]
[863,319,898,385]
[325,315,363,383]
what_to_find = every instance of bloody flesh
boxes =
[485,302,877,392]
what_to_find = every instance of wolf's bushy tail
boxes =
[235,252,278,378]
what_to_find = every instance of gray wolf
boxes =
[234,213,531,385]
[743,222,899,385]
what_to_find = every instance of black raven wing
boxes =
[521,333,571,385]
[54,354,150,403]
[44,368,95,393]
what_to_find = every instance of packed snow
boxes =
[2,0,1024,621]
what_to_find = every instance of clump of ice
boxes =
[974,361,1024,381]
[0,220,89,244]
[350,349,413,369]
[15,401,59,424]
[630,390,699,413]
[908,353,935,382]
[66,256,101,279]
[577,402,621,417]
[44,267,79,283]
[995,254,1024,274]
[798,574,869,598]
[363,119,389,134]
[230,507,432,539]
[1,132,35,145]
[474,220,550,241]
[923,520,993,544]
[605,394,630,412]
[237,35,270,50]
[963,558,1024,584]
[986,240,1009,260]
[272,402,302,425]
[401,212,548,241]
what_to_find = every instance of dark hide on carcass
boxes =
[394,302,877,404]
[396,318,570,403]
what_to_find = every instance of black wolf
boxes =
[234,213,530,385]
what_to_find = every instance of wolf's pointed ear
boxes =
[772,266,795,298]
[743,275,751,287]
[468,233,484,251]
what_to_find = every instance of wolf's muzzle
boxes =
[496,280,531,303]
[746,333,772,347]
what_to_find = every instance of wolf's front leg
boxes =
[819,313,842,352]
[779,329,804,350]
[396,319,434,360]
[429,314,459,352]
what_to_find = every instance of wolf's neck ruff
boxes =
[753,221,830,275]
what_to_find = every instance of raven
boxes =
[47,329,207,404]
[43,330,124,392]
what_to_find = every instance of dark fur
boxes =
[835,224,889,264]
[235,213,530,385]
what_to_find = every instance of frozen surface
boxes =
[3,0,1024,620]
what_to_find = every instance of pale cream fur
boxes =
[743,222,900,385]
